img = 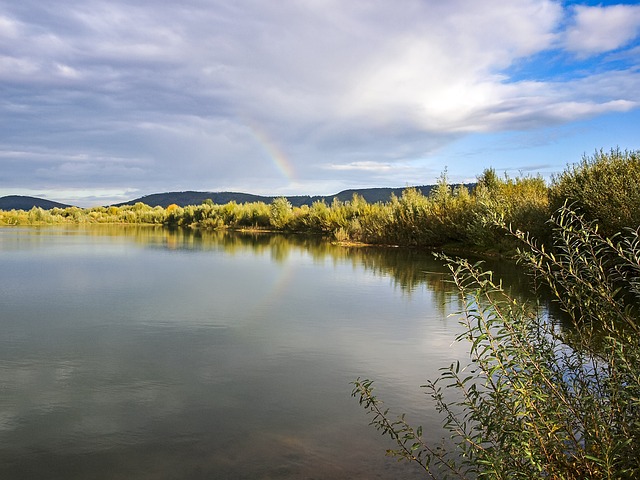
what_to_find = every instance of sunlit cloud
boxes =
[0,0,638,205]
[564,4,640,57]
[326,162,396,173]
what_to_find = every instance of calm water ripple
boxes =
[0,226,531,479]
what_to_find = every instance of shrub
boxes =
[470,171,550,252]
[550,148,640,238]
[269,197,294,230]
[353,205,640,479]
[303,200,333,233]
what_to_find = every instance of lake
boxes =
[0,226,530,479]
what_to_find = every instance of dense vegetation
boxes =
[353,205,640,479]
[348,148,640,479]
[550,148,640,238]
[2,149,638,257]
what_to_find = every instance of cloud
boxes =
[0,0,639,204]
[326,161,396,173]
[564,4,640,57]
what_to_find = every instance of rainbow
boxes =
[246,123,296,183]
[245,261,297,323]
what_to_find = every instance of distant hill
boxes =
[0,184,478,212]
[115,191,284,208]
[0,195,71,210]
[115,185,475,208]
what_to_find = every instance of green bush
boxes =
[470,170,550,252]
[353,205,640,479]
[302,200,333,233]
[269,197,294,230]
[550,148,640,237]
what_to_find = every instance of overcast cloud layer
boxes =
[1,0,639,205]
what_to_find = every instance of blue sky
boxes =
[1,0,639,206]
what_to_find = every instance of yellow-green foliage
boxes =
[269,197,294,230]
[353,206,640,479]
[0,179,548,252]
[550,148,640,237]
[0,203,168,225]
[300,200,333,233]
[471,169,550,250]
[4,150,640,253]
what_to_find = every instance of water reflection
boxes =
[0,225,531,295]
[0,226,538,479]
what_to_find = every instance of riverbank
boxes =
[2,149,638,259]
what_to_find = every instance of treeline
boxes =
[2,149,638,254]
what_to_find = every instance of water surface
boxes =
[0,226,521,479]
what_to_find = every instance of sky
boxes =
[1,0,639,207]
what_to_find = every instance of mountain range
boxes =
[0,184,475,210]
[112,186,443,208]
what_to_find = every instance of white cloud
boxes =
[0,14,20,39]
[0,55,40,78]
[222,0,564,133]
[0,0,639,203]
[326,161,396,173]
[54,63,82,79]
[564,4,640,56]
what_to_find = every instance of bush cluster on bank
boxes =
[347,148,640,479]
[2,148,638,255]
[354,205,640,479]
